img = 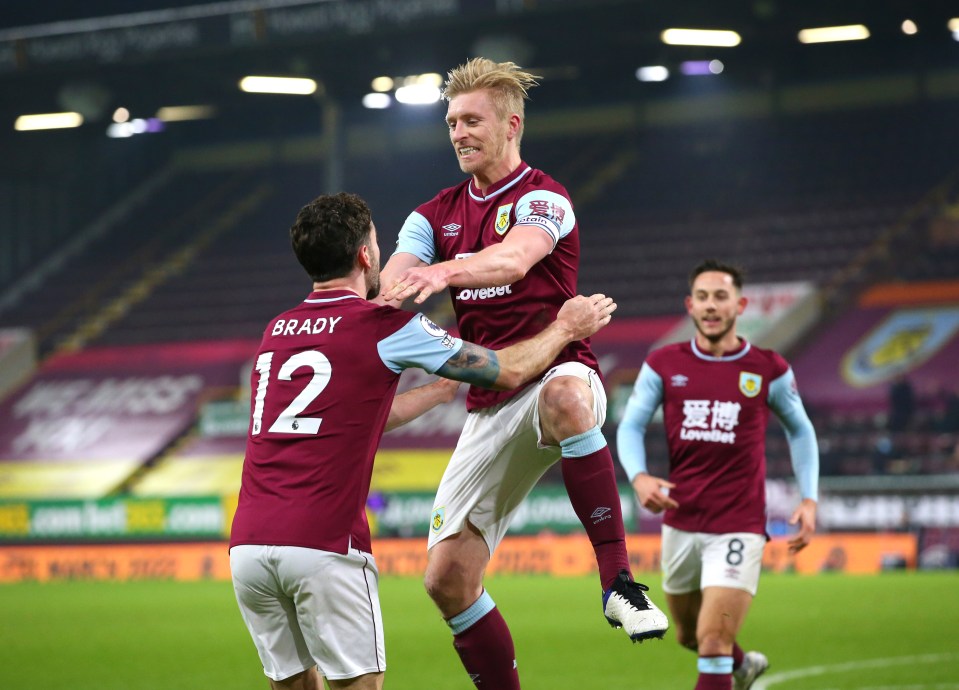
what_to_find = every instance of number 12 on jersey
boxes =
[251,350,332,435]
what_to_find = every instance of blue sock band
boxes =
[559,426,607,458]
[698,656,734,674]
[447,591,495,635]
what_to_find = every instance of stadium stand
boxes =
[0,168,270,355]
[1,104,957,492]
[1,21,958,503]
[573,105,959,318]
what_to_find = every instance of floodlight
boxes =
[680,61,716,76]
[239,76,317,95]
[14,112,84,131]
[362,93,392,109]
[661,29,741,47]
[636,66,669,82]
[416,73,444,88]
[156,105,216,121]
[395,84,441,105]
[798,25,870,44]
[371,76,394,92]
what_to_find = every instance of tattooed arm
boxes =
[436,294,616,391]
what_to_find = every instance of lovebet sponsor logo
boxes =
[455,285,513,301]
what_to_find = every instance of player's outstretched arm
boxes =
[436,294,615,390]
[382,226,553,304]
[385,378,462,432]
[377,252,427,306]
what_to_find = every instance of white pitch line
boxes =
[816,685,959,690]
[753,652,959,689]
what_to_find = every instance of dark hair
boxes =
[290,192,373,282]
[688,259,745,291]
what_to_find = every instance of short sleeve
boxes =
[377,313,464,374]
[393,211,437,264]
[513,189,576,248]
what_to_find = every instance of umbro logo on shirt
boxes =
[671,374,689,387]
[442,223,462,236]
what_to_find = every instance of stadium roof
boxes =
[1,0,956,137]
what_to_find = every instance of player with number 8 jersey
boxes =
[617,260,819,690]
[640,337,789,536]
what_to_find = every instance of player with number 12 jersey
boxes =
[230,293,461,555]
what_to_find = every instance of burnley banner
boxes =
[792,282,959,412]
[0,340,257,464]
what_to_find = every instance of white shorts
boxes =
[661,525,766,596]
[229,545,385,682]
[428,361,607,554]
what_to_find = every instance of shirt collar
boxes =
[690,337,751,362]
[468,162,532,202]
[303,289,363,304]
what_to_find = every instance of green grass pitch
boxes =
[0,572,956,689]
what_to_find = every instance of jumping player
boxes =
[380,58,667,689]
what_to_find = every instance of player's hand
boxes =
[556,294,616,340]
[631,473,678,514]
[382,265,451,305]
[787,498,817,554]
[431,377,463,403]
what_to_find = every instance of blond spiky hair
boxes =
[443,57,541,142]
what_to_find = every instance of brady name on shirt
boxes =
[231,291,462,556]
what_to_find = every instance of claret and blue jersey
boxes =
[394,161,600,411]
[617,338,819,535]
[230,290,463,555]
